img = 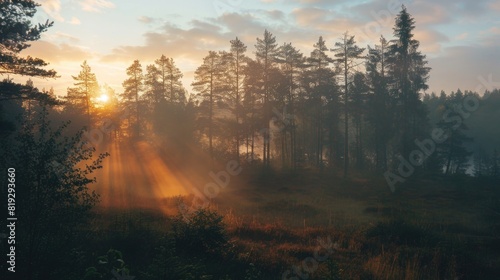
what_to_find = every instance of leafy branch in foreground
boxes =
[0,106,108,279]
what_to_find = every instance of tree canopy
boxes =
[0,0,57,78]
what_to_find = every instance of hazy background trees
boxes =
[49,5,495,179]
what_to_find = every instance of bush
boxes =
[84,249,133,280]
[143,238,208,280]
[172,208,228,256]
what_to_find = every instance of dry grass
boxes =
[86,172,500,279]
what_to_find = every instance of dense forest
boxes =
[1,1,499,280]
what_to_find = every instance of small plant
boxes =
[144,240,207,280]
[84,249,134,280]
[172,208,228,255]
[244,263,262,280]
[323,259,343,280]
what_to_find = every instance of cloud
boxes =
[138,16,155,24]
[410,0,496,24]
[486,26,500,35]
[69,17,81,25]
[52,32,81,43]
[38,0,64,22]
[29,0,500,96]
[79,0,115,13]
[455,32,468,40]
[263,9,286,21]
[479,27,500,46]
[428,44,500,93]
[100,22,228,64]
[215,12,263,35]
[23,41,92,63]
[410,1,451,25]
[413,29,449,54]
[292,7,332,27]
[490,0,500,11]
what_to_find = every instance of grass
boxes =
[76,171,500,279]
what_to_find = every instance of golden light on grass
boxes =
[92,141,194,215]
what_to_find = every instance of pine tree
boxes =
[242,59,262,163]
[155,55,185,104]
[332,32,365,177]
[122,60,144,137]
[0,0,56,78]
[305,36,338,169]
[473,150,490,177]
[66,61,99,128]
[388,5,431,159]
[0,7,59,137]
[349,72,369,170]
[144,64,162,105]
[436,116,473,175]
[192,51,225,160]
[366,36,392,171]
[255,30,279,167]
[229,37,248,163]
[276,42,304,168]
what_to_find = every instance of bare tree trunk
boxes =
[343,53,349,178]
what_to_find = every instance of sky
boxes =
[19,0,500,97]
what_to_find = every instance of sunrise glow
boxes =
[96,93,109,103]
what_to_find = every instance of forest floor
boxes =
[88,166,500,279]
[85,142,500,279]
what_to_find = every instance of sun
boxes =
[96,93,109,104]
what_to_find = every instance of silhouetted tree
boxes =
[155,55,186,104]
[242,59,262,163]
[349,72,369,170]
[332,32,365,177]
[0,0,58,136]
[0,0,56,78]
[122,60,144,137]
[66,61,99,129]
[228,37,248,162]
[276,42,305,168]
[436,117,473,175]
[388,5,431,159]
[366,36,392,171]
[304,36,339,169]
[144,64,163,105]
[192,51,225,160]
[255,30,279,167]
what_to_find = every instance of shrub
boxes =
[84,249,133,280]
[172,208,228,256]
